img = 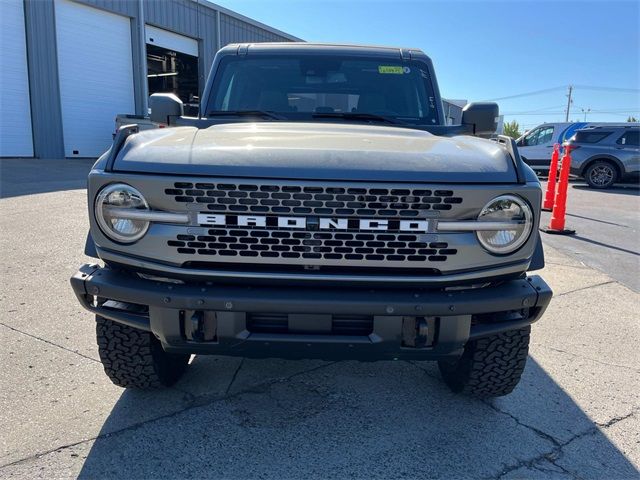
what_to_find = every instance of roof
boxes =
[221,42,428,59]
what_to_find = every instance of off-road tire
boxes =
[585,160,618,189]
[438,326,530,398]
[96,315,189,389]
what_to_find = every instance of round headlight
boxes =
[476,195,533,254]
[95,183,149,243]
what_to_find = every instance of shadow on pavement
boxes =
[76,356,638,479]
[0,158,95,198]
[571,184,640,196]
[569,235,640,257]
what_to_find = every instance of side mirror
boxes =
[462,102,499,137]
[149,93,184,125]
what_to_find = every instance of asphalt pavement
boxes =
[0,159,638,479]
[539,180,640,292]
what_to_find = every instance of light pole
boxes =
[581,108,591,122]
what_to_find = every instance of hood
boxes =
[113,122,517,183]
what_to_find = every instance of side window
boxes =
[538,126,554,145]
[523,128,541,146]
[575,131,613,143]
[617,130,640,147]
[523,127,553,146]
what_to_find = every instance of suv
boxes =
[70,43,552,397]
[568,125,640,188]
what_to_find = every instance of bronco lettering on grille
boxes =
[196,214,433,232]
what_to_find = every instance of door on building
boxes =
[145,26,199,116]
[55,0,135,157]
[0,0,34,157]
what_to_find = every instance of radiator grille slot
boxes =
[165,182,463,217]
[247,313,374,336]
[168,229,457,263]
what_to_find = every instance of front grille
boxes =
[163,180,465,269]
[165,182,463,217]
[168,229,457,263]
[247,313,374,336]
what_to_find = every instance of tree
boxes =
[627,116,638,122]
[503,120,522,139]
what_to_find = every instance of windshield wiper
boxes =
[207,110,286,120]
[311,112,408,125]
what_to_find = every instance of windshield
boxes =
[206,55,439,125]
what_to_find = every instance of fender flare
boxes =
[84,232,98,258]
[528,231,545,271]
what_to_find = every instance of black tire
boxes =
[585,160,618,189]
[96,316,189,389]
[438,326,530,398]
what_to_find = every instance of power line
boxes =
[484,86,566,101]
[485,84,640,102]
[502,110,639,115]
[573,85,640,93]
[501,105,566,114]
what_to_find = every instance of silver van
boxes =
[516,122,588,172]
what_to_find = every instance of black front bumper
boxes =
[71,264,552,361]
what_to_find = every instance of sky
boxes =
[211,0,640,131]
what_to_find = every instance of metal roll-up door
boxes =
[0,0,34,157]
[55,0,135,157]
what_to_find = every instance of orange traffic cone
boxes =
[542,144,560,211]
[540,144,576,235]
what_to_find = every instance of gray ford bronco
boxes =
[71,43,552,397]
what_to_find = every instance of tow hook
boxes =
[415,317,430,347]
[190,311,205,342]
[402,316,436,348]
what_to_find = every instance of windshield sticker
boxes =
[378,66,404,74]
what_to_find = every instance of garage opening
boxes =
[145,25,199,116]
[147,44,199,116]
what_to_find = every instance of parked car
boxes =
[516,122,589,173]
[516,122,636,174]
[114,114,161,139]
[568,125,640,188]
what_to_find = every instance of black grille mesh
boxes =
[165,182,463,217]
[168,229,457,263]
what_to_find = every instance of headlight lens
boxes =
[95,184,149,243]
[476,195,533,254]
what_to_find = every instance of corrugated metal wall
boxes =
[219,13,291,45]
[21,0,299,158]
[442,100,464,125]
[24,0,65,158]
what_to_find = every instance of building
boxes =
[442,99,467,126]
[0,0,300,159]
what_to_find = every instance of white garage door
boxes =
[146,25,198,56]
[0,0,34,157]
[55,0,135,157]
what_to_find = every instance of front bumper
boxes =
[71,264,552,361]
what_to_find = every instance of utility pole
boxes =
[565,85,573,122]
